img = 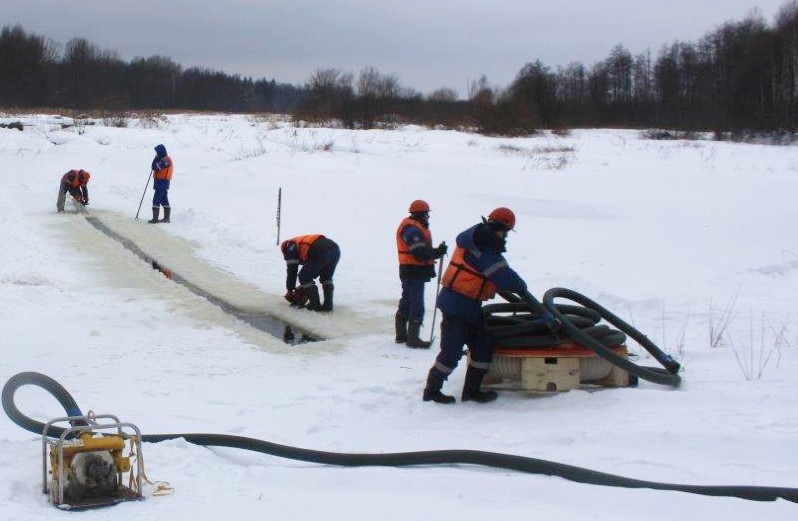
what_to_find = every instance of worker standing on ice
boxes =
[422,207,559,404]
[149,144,173,224]
[281,234,340,311]
[395,200,448,348]
[56,169,90,213]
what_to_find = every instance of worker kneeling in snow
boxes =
[281,235,340,312]
[423,207,559,405]
[56,169,90,213]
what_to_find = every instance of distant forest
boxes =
[1,1,797,136]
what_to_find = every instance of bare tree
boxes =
[428,88,458,102]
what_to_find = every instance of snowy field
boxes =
[1,113,797,520]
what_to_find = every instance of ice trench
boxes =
[53,210,385,349]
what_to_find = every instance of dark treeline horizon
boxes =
[1,1,797,136]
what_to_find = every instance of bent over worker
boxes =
[149,144,173,223]
[422,207,559,405]
[395,199,447,348]
[281,234,341,312]
[56,169,90,212]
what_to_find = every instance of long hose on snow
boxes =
[3,371,796,504]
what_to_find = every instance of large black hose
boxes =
[484,302,628,349]
[485,291,682,387]
[4,372,796,504]
[542,288,682,387]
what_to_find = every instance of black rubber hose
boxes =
[141,432,797,503]
[4,372,797,504]
[1,371,86,438]
[492,328,627,349]
[484,303,602,324]
[487,314,597,339]
[485,301,628,350]
[543,288,682,387]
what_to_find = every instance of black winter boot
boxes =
[148,207,160,224]
[304,284,322,311]
[461,366,498,403]
[395,312,408,344]
[161,207,171,223]
[406,320,431,349]
[422,369,455,404]
[320,282,334,311]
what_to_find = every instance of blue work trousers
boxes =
[433,313,493,377]
[298,244,340,285]
[398,277,426,323]
[152,178,170,208]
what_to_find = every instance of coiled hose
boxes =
[3,371,796,503]
[484,289,681,387]
[543,288,681,387]
[485,302,627,349]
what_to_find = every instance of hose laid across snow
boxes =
[4,372,796,504]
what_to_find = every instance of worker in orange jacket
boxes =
[56,169,90,212]
[149,144,173,223]
[423,208,559,405]
[395,200,447,348]
[281,234,341,311]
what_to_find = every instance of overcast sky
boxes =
[1,1,791,95]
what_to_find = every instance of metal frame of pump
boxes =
[42,413,144,510]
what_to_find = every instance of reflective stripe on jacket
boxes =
[396,217,434,267]
[441,246,500,301]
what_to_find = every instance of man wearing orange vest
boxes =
[395,200,448,348]
[56,169,90,212]
[422,207,559,404]
[281,234,341,311]
[149,144,173,224]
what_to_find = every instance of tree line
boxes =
[0,26,302,113]
[1,1,797,136]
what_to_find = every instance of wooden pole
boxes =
[276,187,282,245]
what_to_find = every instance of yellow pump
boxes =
[43,413,144,510]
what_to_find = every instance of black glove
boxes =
[498,291,522,303]
[291,287,309,307]
[83,199,89,206]
[433,241,448,258]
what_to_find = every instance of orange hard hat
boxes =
[408,200,430,213]
[488,207,516,231]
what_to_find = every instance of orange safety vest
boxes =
[154,155,174,180]
[290,234,323,262]
[63,170,90,188]
[396,217,434,267]
[441,246,498,301]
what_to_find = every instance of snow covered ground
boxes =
[1,113,797,520]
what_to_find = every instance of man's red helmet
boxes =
[408,200,430,214]
[488,207,516,231]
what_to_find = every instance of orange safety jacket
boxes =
[289,234,323,262]
[154,155,174,180]
[63,170,90,187]
[396,217,434,267]
[441,246,499,301]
